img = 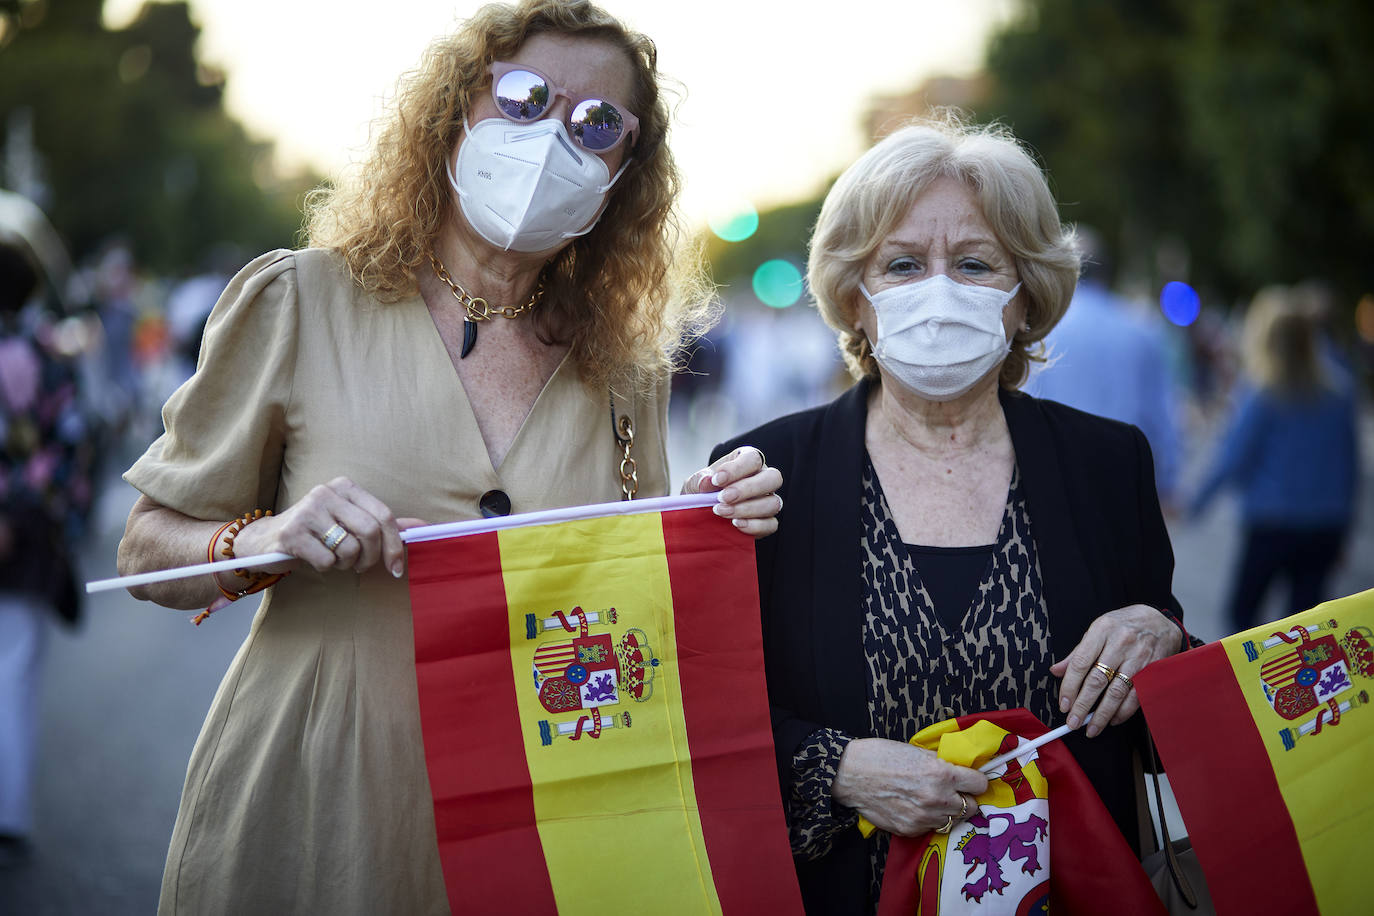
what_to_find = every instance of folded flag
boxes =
[1134,588,1374,915]
[406,496,802,913]
[875,708,1163,916]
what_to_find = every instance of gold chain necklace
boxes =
[428,253,542,320]
[428,252,544,358]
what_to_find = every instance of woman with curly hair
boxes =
[115,2,779,911]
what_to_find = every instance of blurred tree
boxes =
[982,0,1374,312]
[0,0,316,273]
[1176,1,1374,305]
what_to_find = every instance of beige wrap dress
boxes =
[125,248,671,914]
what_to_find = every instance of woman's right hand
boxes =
[831,737,988,836]
[232,477,427,579]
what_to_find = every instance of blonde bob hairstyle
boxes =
[1241,286,1332,395]
[304,0,712,393]
[808,112,1079,388]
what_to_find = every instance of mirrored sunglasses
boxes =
[489,61,639,153]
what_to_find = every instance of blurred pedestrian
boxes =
[0,221,93,868]
[1189,286,1360,633]
[90,240,140,431]
[1025,227,1183,506]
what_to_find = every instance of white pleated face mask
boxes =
[449,116,629,253]
[862,274,1021,401]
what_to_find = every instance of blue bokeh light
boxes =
[708,200,759,243]
[752,259,803,308]
[1160,281,1201,327]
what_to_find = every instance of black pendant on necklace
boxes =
[459,318,477,359]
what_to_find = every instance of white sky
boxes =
[105,0,1015,228]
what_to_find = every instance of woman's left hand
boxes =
[1050,604,1183,738]
[681,446,783,539]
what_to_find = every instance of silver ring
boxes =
[935,814,955,835]
[321,523,348,552]
[1115,671,1135,690]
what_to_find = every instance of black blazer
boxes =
[713,379,1185,913]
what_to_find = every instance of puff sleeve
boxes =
[124,250,299,520]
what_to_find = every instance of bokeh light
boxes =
[1356,294,1374,344]
[707,199,759,243]
[1160,281,1201,327]
[752,259,803,308]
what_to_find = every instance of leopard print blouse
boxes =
[786,455,1058,902]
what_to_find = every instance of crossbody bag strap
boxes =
[1146,731,1200,908]
[608,386,637,500]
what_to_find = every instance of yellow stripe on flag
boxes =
[499,512,722,913]
[1220,589,1374,913]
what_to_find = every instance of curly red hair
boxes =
[304,0,713,392]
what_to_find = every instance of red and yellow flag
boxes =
[406,497,802,913]
[875,708,1163,915]
[1135,589,1374,914]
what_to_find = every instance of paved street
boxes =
[1,412,1370,914]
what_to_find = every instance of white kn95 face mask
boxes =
[861,274,1021,402]
[449,116,629,253]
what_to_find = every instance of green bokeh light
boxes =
[708,200,759,242]
[752,259,803,308]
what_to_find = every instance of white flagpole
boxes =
[400,492,720,543]
[84,492,723,594]
[85,552,294,593]
[979,722,1077,774]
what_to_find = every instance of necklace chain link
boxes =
[428,253,542,321]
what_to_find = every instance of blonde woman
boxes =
[1189,286,1359,633]
[714,115,1190,910]
[115,2,779,911]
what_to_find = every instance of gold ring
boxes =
[957,794,970,820]
[321,524,348,552]
[1092,662,1118,681]
[935,814,955,835]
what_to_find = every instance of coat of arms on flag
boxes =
[1135,588,1374,915]
[871,708,1163,916]
[405,495,802,914]
[1244,614,1371,748]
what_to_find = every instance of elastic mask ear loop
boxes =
[597,158,632,194]
[447,115,473,203]
[558,158,632,242]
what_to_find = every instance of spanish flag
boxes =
[406,495,802,913]
[874,708,1163,915]
[1134,589,1374,914]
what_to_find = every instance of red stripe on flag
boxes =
[661,508,804,910]
[408,534,558,913]
[1135,643,1319,915]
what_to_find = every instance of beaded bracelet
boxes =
[205,509,289,604]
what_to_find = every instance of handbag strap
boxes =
[1145,732,1200,909]
[608,387,638,500]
